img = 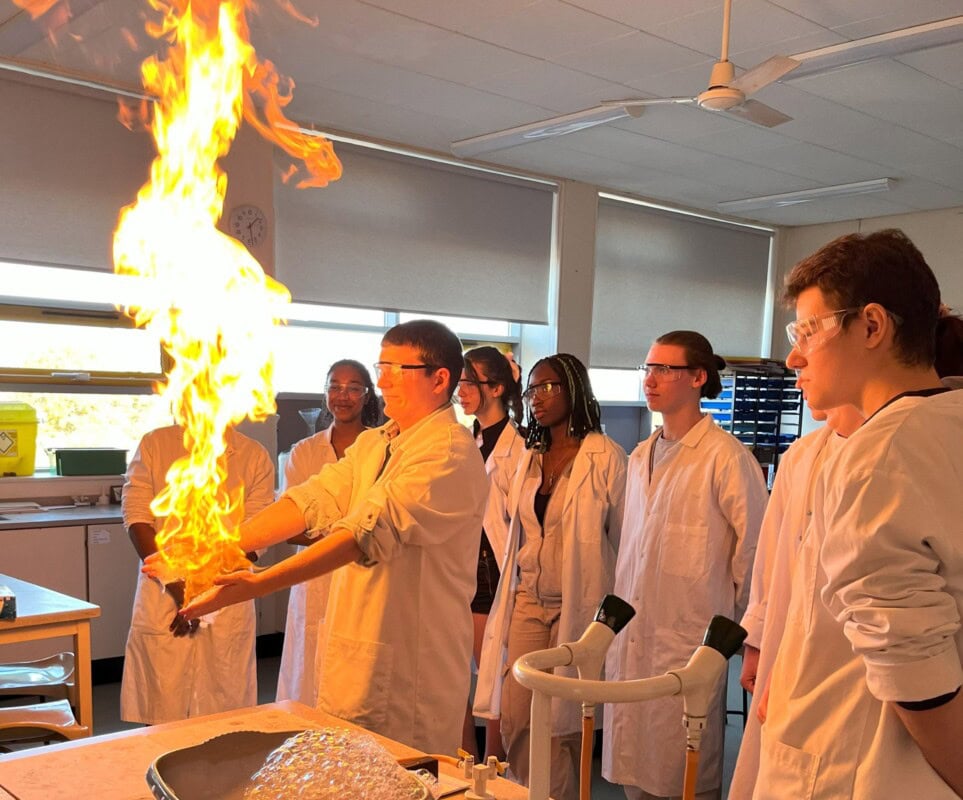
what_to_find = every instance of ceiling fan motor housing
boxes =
[699,60,744,109]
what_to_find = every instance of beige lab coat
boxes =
[474,431,627,735]
[276,424,337,705]
[120,425,275,724]
[756,390,963,799]
[286,404,488,755]
[728,425,839,800]
[603,414,767,796]
[481,421,526,565]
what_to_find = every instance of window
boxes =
[2,262,521,472]
[589,368,643,404]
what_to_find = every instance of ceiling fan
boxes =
[451,4,963,158]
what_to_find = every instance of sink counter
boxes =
[0,505,123,531]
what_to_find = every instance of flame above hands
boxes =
[104,0,341,601]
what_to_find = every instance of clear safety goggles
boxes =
[325,383,368,398]
[785,308,860,355]
[638,363,692,382]
[522,381,563,403]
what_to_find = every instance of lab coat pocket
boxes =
[318,634,392,731]
[756,728,819,800]
[660,522,708,578]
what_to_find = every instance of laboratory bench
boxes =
[0,701,529,799]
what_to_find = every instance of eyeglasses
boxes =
[325,383,368,398]
[639,363,692,381]
[456,379,492,390]
[522,381,564,402]
[373,362,437,380]
[785,308,860,355]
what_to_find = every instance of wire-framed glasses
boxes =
[638,363,691,382]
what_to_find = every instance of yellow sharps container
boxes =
[0,402,38,477]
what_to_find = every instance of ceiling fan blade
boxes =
[786,15,963,80]
[730,55,800,96]
[451,105,636,158]
[723,99,792,128]
[602,96,697,108]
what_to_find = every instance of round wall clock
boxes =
[229,204,268,248]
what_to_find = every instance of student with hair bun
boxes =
[456,346,526,758]
[603,331,768,800]
[475,352,626,800]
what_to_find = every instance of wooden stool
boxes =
[0,698,89,751]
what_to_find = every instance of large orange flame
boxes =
[112,0,341,601]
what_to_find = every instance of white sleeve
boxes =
[821,461,963,703]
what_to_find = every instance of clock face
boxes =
[229,204,267,249]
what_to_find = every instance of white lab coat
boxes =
[756,390,963,800]
[276,424,337,705]
[728,425,839,800]
[120,425,275,724]
[474,431,627,735]
[285,404,488,755]
[481,421,526,565]
[603,414,767,796]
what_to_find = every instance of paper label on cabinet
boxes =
[89,528,111,545]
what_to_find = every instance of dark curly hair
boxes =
[327,359,382,427]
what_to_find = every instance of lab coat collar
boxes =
[669,412,716,449]
[562,431,606,512]
[381,402,455,451]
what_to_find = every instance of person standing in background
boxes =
[455,346,526,759]
[121,424,274,724]
[276,359,380,706]
[476,353,626,800]
[604,331,768,800]
[728,402,863,799]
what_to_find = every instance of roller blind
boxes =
[591,197,773,368]
[0,79,153,271]
[275,142,555,323]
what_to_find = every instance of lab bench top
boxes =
[0,505,123,532]
[0,701,529,800]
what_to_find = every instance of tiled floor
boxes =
[86,654,746,799]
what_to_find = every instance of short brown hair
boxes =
[783,229,940,366]
[382,319,463,397]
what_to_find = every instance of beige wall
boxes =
[771,206,963,361]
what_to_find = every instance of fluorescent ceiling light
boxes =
[718,178,894,213]
[787,16,963,79]
[451,106,641,158]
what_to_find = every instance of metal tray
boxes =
[146,729,430,800]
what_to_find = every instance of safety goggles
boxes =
[373,362,437,380]
[638,363,692,382]
[522,381,563,403]
[785,308,861,355]
[325,383,368,398]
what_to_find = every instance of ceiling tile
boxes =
[561,0,721,31]
[556,30,710,83]
[765,0,963,31]
[459,0,634,60]
[649,0,832,59]
[468,61,633,112]
[898,41,963,90]
[355,0,543,32]
[789,60,963,143]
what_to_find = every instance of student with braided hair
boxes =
[474,352,627,800]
